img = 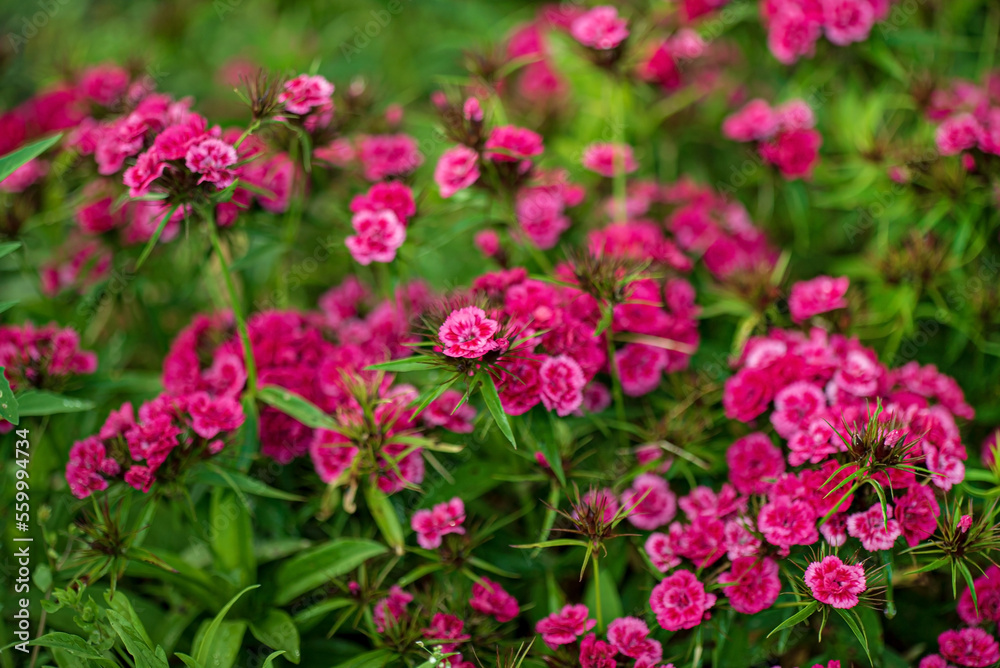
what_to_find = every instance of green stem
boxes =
[605,324,626,430]
[593,554,603,632]
[208,219,258,396]
[612,79,627,222]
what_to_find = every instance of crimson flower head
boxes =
[804,555,867,609]
[437,306,501,359]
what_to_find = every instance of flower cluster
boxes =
[762,0,894,64]
[928,72,1000,158]
[723,98,823,179]
[534,605,676,667]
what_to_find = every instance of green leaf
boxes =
[136,202,182,269]
[211,488,257,587]
[332,650,398,668]
[250,609,300,664]
[479,373,516,449]
[235,394,259,473]
[262,651,287,667]
[0,133,62,182]
[512,539,588,549]
[14,390,93,416]
[291,598,353,631]
[0,300,19,315]
[0,242,21,260]
[537,438,565,487]
[28,632,104,659]
[104,592,154,650]
[193,584,259,665]
[175,653,203,668]
[0,368,18,425]
[192,620,245,668]
[834,607,872,664]
[273,539,388,605]
[767,601,819,638]
[258,384,339,430]
[363,484,405,556]
[365,358,435,372]
[191,464,304,502]
[106,610,169,668]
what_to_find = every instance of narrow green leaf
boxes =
[364,484,405,555]
[258,384,339,430]
[365,358,435,372]
[14,390,93,416]
[834,607,872,664]
[767,601,819,638]
[136,202,181,269]
[250,609,300,665]
[479,373,516,449]
[0,133,62,181]
[107,610,169,668]
[274,539,387,605]
[0,367,18,424]
[193,584,259,665]
[0,242,21,260]
[191,465,303,502]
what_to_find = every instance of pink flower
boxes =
[846,502,901,551]
[582,142,638,177]
[79,64,130,105]
[535,604,596,649]
[424,389,477,433]
[767,5,822,64]
[719,556,782,614]
[357,134,424,181]
[936,113,982,156]
[959,514,973,532]
[570,6,629,50]
[350,182,416,224]
[727,432,785,495]
[435,145,481,198]
[638,43,680,91]
[822,0,876,45]
[345,209,406,265]
[723,99,779,142]
[186,391,244,439]
[279,74,334,115]
[310,433,359,484]
[422,613,469,653]
[374,585,413,632]
[124,465,155,493]
[938,628,1000,667]
[579,633,618,668]
[539,355,586,416]
[776,99,816,131]
[474,230,500,257]
[411,497,466,549]
[958,566,1000,625]
[66,437,118,499]
[0,159,48,193]
[463,97,483,122]
[469,577,519,622]
[623,474,677,530]
[723,367,775,422]
[438,306,500,358]
[804,555,867,608]
[607,616,662,661]
[515,185,571,249]
[649,570,716,631]
[185,138,238,189]
[484,125,543,163]
[789,275,849,323]
[760,128,823,179]
[894,484,941,547]
[758,495,818,551]
[123,150,166,197]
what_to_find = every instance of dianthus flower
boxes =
[804,555,867,608]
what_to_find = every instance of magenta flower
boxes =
[822,0,876,46]
[373,585,413,632]
[579,633,617,668]
[469,577,519,622]
[357,133,424,181]
[345,209,406,265]
[788,275,849,323]
[186,391,244,439]
[582,142,638,177]
[719,556,782,615]
[423,389,477,433]
[570,6,629,50]
[649,569,716,631]
[846,502,902,551]
[804,555,867,608]
[606,616,662,662]
[535,604,595,649]
[434,145,480,198]
[123,149,166,197]
[437,306,500,358]
[185,137,238,189]
[484,125,543,163]
[421,613,469,653]
[279,74,334,115]
[410,497,466,549]
[936,113,982,156]
[938,628,1000,667]
[538,355,586,416]
[66,437,118,499]
[623,473,677,530]
[722,99,779,142]
[759,128,822,179]
[726,432,785,495]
